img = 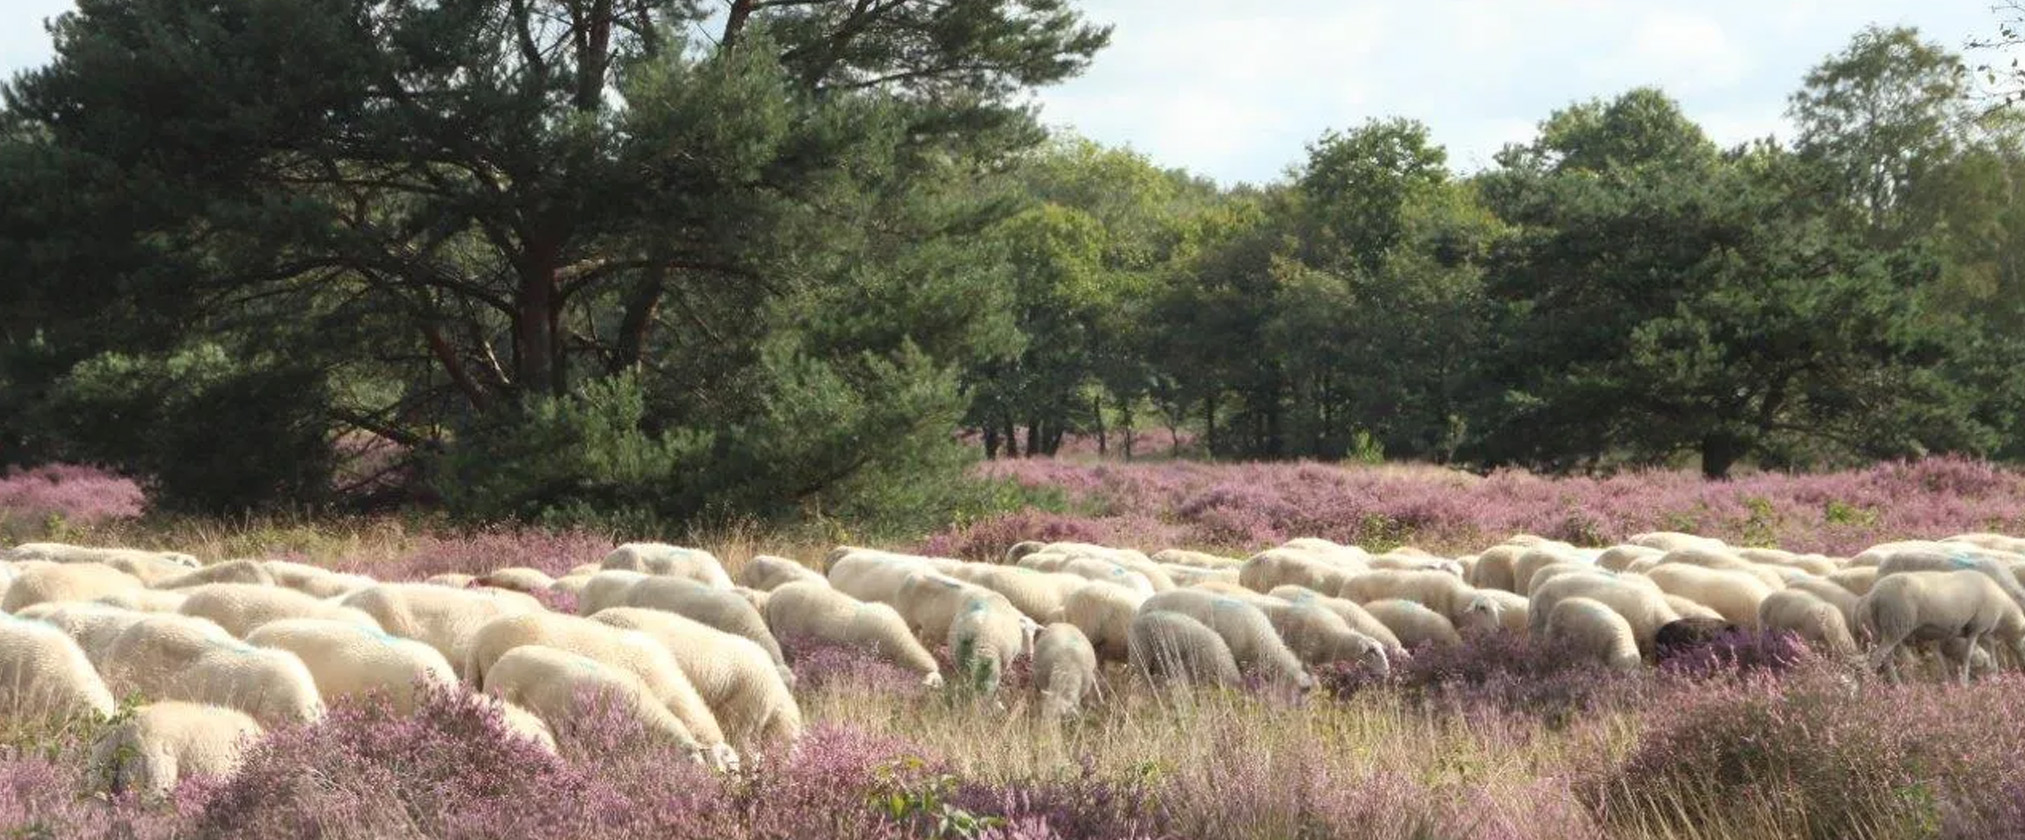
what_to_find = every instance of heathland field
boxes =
[6,458,2025,839]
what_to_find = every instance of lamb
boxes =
[1545,597,1641,671]
[89,702,264,797]
[1128,611,1241,690]
[153,560,276,590]
[1138,589,1312,689]
[1264,585,1407,655]
[1363,599,1462,650]
[177,583,382,638]
[1529,575,1678,658]
[938,563,1084,624]
[602,543,734,589]
[1757,589,1860,659]
[483,645,731,770]
[475,567,557,595]
[590,607,801,753]
[1031,623,1099,715]
[339,583,544,668]
[1457,590,1530,637]
[736,555,826,591]
[2,563,143,612]
[579,573,787,671]
[263,561,376,599]
[97,589,189,613]
[243,619,459,714]
[1858,570,2025,683]
[1063,582,1149,663]
[761,581,942,687]
[1642,564,1775,629]
[1151,549,1243,570]
[465,612,729,748]
[0,614,117,719]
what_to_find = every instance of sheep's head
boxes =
[1459,595,1504,633]
[1017,615,1041,657]
[709,743,741,774]
[920,671,945,690]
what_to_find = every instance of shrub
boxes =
[1379,631,1649,726]
[0,463,146,538]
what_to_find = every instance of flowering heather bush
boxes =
[1654,628,1819,681]
[0,463,146,536]
[1587,671,2025,840]
[1353,631,1649,726]
[778,633,935,696]
[339,526,614,579]
[925,455,2025,556]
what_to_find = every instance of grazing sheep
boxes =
[1265,585,1407,655]
[1859,570,2025,683]
[1530,575,1678,658]
[178,583,382,638]
[483,695,558,754]
[475,567,557,595]
[1139,589,1312,689]
[1653,547,1788,590]
[1003,541,1050,564]
[1643,564,1774,630]
[736,555,826,591]
[3,563,144,613]
[938,563,1084,625]
[732,587,771,615]
[1525,563,1611,597]
[97,589,189,614]
[1874,547,2025,610]
[1457,590,1530,637]
[425,573,477,588]
[1945,533,2025,555]
[947,595,1031,695]
[1662,594,1725,622]
[1596,545,1664,573]
[1337,570,1476,620]
[1467,545,1526,592]
[828,550,950,604]
[1654,617,1741,663]
[99,616,324,727]
[581,573,787,672]
[243,619,459,714]
[1267,600,1390,676]
[1029,543,1174,592]
[1020,553,1156,595]
[893,572,1013,646]
[1128,611,1241,690]
[761,582,942,687]
[341,584,545,668]
[263,561,376,599]
[14,602,151,666]
[1627,532,1727,553]
[590,607,801,753]
[5,544,200,586]
[602,543,734,589]
[1737,549,1838,577]
[1062,582,1149,663]
[89,702,263,797]
[1162,565,1240,588]
[1785,577,1864,638]
[1829,567,1879,597]
[465,611,728,749]
[153,560,276,590]
[483,645,730,770]
[0,615,116,719]
[1363,599,1462,650]
[1032,623,1099,715]
[1151,549,1243,570]
[1513,548,1589,597]
[1758,589,1859,659]
[1545,597,1641,671]
[1239,548,1365,595]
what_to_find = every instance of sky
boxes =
[2,0,2015,184]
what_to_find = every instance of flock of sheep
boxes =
[3,531,2023,799]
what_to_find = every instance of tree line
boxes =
[0,2,2018,529]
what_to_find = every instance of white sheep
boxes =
[89,701,264,797]
[1264,585,1407,655]
[475,567,557,595]
[1457,590,1530,636]
[1337,569,1476,620]
[1259,598,1390,675]
[425,573,476,588]
[1737,548,1838,577]
[102,616,324,727]
[579,573,787,671]
[589,607,801,752]
[152,559,276,590]
[736,555,826,591]
[178,583,382,638]
[1655,547,1787,590]
[602,543,733,589]
[2,563,143,613]
[1829,567,1879,597]
[939,563,1085,624]
[263,561,376,599]
[1032,623,1099,715]
[483,645,728,770]
[1062,582,1148,663]
[339,583,544,669]
[243,619,459,715]
[1512,547,1590,597]
[1019,553,1156,595]
[1161,564,1240,589]
[1138,589,1311,689]
[1363,599,1462,650]
[1784,577,1864,639]
[0,614,116,719]
[1662,594,1726,622]
[1239,548,1365,595]
[1595,545,1663,573]
[1150,549,1244,570]
[760,581,942,687]
[1859,570,2025,683]
[1545,597,1641,671]
[828,550,950,603]
[1128,611,1241,690]
[96,589,189,614]
[1627,532,1727,553]
[1874,547,2025,610]
[5,544,199,586]
[464,611,728,751]
[1758,589,1859,659]
[1642,564,1774,629]
[13,601,150,667]
[482,695,558,754]
[1524,563,1611,597]
[1466,544,1526,592]
[892,571,1011,646]
[1529,574,1678,658]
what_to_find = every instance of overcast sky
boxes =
[3,0,2014,184]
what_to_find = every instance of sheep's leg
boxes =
[1866,637,1902,684]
